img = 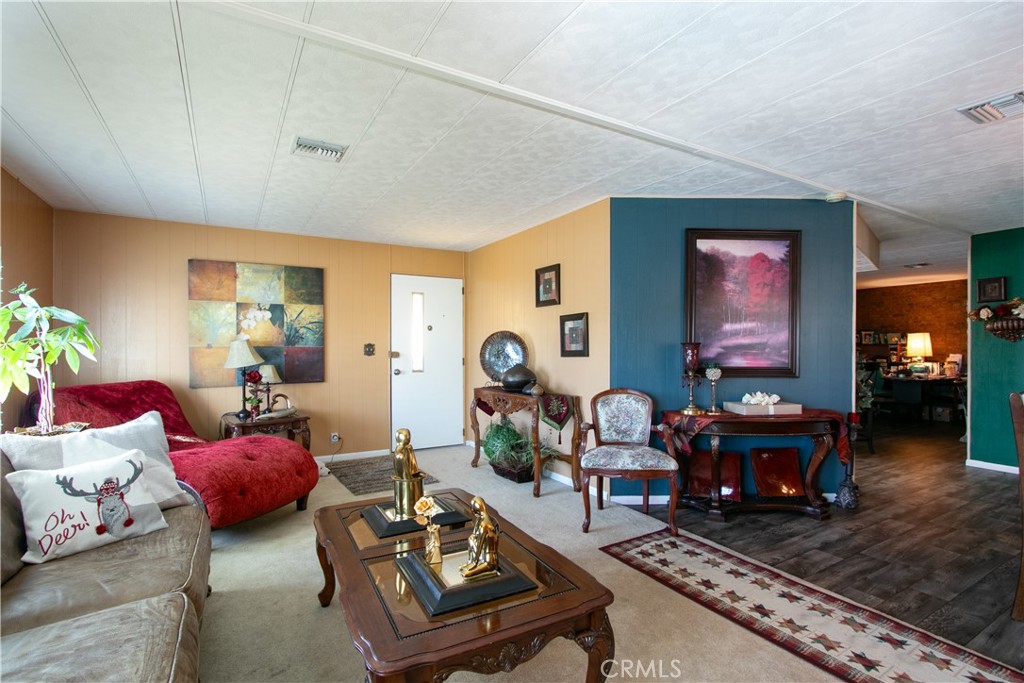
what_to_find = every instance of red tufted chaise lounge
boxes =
[24,380,320,528]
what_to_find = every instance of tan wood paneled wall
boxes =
[0,169,55,428]
[49,211,465,454]
[466,199,611,473]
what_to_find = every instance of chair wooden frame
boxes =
[1010,391,1024,621]
[578,388,679,536]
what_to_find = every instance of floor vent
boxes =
[291,136,347,162]
[957,91,1024,124]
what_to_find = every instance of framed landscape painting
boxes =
[685,229,800,377]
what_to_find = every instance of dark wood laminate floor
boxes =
[640,415,1024,670]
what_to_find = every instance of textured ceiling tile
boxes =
[505,2,712,104]
[180,3,304,227]
[1,2,152,218]
[419,2,579,81]
[0,118,93,211]
[696,4,1024,158]
[44,2,205,223]
[644,2,983,140]
[308,2,446,53]
[582,2,855,124]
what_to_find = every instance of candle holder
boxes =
[705,364,722,415]
[681,342,705,416]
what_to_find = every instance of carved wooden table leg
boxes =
[804,433,835,514]
[577,610,615,683]
[316,537,335,607]
[469,397,481,467]
[529,403,542,497]
[707,434,725,521]
[570,396,583,491]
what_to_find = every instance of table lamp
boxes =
[905,332,932,362]
[224,336,264,419]
[258,363,282,411]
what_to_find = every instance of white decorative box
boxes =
[722,401,803,416]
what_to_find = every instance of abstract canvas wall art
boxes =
[188,259,324,388]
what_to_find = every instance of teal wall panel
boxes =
[609,197,855,496]
[969,227,1024,468]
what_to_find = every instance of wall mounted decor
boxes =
[535,264,561,307]
[560,312,589,357]
[976,276,1006,303]
[685,229,800,377]
[188,259,324,388]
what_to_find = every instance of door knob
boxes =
[393,369,402,375]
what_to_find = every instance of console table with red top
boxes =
[661,410,850,521]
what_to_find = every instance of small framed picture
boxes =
[535,264,560,307]
[560,312,588,357]
[976,276,1006,303]
[859,331,874,344]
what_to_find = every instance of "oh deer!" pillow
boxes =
[4,450,167,563]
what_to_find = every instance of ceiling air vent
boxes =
[957,91,1024,124]
[291,136,347,162]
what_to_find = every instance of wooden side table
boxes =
[220,412,311,451]
[469,387,582,497]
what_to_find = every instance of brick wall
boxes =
[856,279,967,362]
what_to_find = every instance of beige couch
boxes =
[0,451,212,682]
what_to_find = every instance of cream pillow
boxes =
[5,451,168,563]
[0,411,190,509]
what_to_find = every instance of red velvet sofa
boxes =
[23,380,320,528]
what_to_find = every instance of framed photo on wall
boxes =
[560,312,588,357]
[535,264,561,307]
[685,229,800,377]
[976,276,1006,303]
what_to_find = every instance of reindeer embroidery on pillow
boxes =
[54,459,142,536]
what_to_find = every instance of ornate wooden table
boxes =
[469,387,583,497]
[219,412,311,451]
[661,410,849,521]
[314,488,615,682]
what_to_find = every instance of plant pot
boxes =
[489,462,534,483]
[985,318,1023,342]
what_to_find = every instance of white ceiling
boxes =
[2,1,1022,288]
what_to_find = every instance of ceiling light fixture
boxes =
[958,91,1024,124]
[291,136,347,162]
[903,263,932,269]
[824,191,848,203]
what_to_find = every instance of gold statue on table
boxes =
[392,428,425,519]
[459,496,500,580]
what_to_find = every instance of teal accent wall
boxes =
[969,227,1024,468]
[609,198,855,496]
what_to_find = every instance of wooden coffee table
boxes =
[314,488,614,682]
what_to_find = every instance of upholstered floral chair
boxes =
[578,388,679,535]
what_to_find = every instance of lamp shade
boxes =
[224,337,264,369]
[258,364,282,383]
[905,332,933,358]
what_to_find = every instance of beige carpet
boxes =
[199,445,838,682]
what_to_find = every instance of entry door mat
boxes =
[327,457,438,496]
[601,530,1023,683]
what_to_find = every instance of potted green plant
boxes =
[0,283,99,433]
[482,415,557,483]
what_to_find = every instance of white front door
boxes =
[390,274,464,449]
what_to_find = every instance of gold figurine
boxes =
[392,428,425,519]
[459,496,500,580]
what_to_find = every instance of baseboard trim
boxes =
[966,458,1020,475]
[314,449,389,464]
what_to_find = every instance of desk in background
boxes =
[886,376,964,422]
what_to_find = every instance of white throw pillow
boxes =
[0,411,190,510]
[5,451,168,563]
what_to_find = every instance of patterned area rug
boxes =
[602,530,1024,683]
[326,457,438,496]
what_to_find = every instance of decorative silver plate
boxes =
[479,331,529,381]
